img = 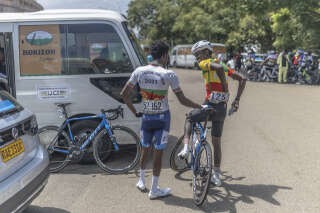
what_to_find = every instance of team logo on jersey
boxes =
[141,89,167,100]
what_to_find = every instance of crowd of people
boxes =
[228,50,320,85]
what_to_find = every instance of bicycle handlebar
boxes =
[101,105,124,120]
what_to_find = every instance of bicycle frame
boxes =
[51,113,119,154]
[189,114,210,173]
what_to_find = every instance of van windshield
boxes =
[122,22,147,66]
[0,91,23,116]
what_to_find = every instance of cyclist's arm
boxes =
[168,71,201,109]
[230,71,247,101]
[120,83,137,115]
[120,70,139,116]
[174,90,202,109]
[210,63,228,92]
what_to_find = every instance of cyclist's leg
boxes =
[210,103,227,185]
[180,118,192,154]
[152,111,170,176]
[179,108,206,157]
[149,111,171,198]
[137,122,153,190]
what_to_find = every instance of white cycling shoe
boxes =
[148,187,171,200]
[211,172,222,186]
[136,180,147,192]
[177,149,188,159]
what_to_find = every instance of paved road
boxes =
[26,68,320,213]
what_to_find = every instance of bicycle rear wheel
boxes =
[93,125,141,174]
[169,135,191,172]
[38,126,71,173]
[192,142,212,206]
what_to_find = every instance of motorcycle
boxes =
[247,63,262,81]
[259,64,278,82]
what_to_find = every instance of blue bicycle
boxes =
[38,103,141,174]
[170,107,213,206]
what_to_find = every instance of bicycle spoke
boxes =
[93,126,141,174]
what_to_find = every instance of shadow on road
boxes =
[160,172,292,213]
[50,135,180,176]
[24,206,70,213]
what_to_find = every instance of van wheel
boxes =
[71,120,100,164]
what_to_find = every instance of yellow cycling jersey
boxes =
[198,58,235,99]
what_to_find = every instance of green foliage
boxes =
[127,0,320,52]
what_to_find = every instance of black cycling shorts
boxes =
[187,101,227,137]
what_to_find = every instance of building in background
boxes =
[0,0,43,12]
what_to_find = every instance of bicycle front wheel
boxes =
[93,125,141,174]
[192,142,212,206]
[38,126,71,173]
[169,135,191,172]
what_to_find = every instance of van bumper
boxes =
[0,144,49,213]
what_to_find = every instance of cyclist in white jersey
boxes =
[121,40,201,199]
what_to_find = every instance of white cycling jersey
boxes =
[128,65,181,114]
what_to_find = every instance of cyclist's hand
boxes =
[231,99,240,112]
[135,112,143,118]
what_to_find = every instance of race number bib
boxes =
[209,91,229,104]
[143,100,163,113]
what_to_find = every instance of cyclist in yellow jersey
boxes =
[178,40,247,186]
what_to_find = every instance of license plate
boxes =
[0,139,24,163]
[209,91,229,104]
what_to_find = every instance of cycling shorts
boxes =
[140,110,170,150]
[187,101,226,137]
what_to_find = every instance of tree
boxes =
[127,0,320,52]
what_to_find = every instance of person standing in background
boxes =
[277,50,289,83]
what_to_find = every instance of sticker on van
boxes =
[26,31,53,46]
[37,86,70,101]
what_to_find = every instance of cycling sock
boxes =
[139,169,145,183]
[151,176,159,192]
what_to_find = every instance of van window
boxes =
[66,24,133,74]
[122,22,147,66]
[19,24,133,76]
[178,48,185,55]
[185,47,192,55]
[172,49,177,55]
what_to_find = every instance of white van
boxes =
[0,9,145,127]
[0,10,145,161]
[211,43,227,62]
[170,43,227,69]
[170,45,197,68]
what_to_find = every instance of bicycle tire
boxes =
[93,125,141,174]
[38,125,71,173]
[192,142,212,206]
[169,135,190,172]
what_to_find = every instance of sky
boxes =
[36,0,131,14]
